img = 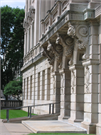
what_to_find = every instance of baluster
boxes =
[30,107,32,118]
[28,106,29,117]
[6,109,9,123]
[49,104,51,114]
[52,104,54,114]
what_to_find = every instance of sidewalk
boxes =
[0,119,32,135]
[0,119,11,135]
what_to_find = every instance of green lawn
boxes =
[0,109,36,119]
[27,133,95,135]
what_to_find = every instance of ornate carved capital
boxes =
[76,25,89,50]
[56,33,74,57]
[23,18,28,29]
[29,6,35,19]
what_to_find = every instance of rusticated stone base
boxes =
[96,123,101,135]
[81,121,96,134]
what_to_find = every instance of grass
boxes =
[0,109,37,119]
[27,133,95,135]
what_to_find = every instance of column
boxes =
[40,71,43,100]
[96,15,101,135]
[34,69,38,105]
[52,71,60,113]
[58,68,71,120]
[30,76,32,100]
[41,20,45,36]
[32,21,34,48]
[29,28,30,51]
[24,33,26,56]
[38,73,40,100]
[57,0,61,17]
[81,22,99,134]
[47,68,51,100]
[42,70,45,100]
[27,29,29,53]
[44,68,51,100]
[32,66,36,105]
[68,64,84,123]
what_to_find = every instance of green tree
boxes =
[4,77,22,100]
[1,6,25,89]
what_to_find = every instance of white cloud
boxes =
[1,0,25,9]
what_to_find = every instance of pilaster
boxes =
[81,59,99,134]
[81,22,99,134]
[68,64,84,124]
[58,68,71,120]
[52,71,60,113]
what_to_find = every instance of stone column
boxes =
[27,28,29,53]
[30,23,33,49]
[44,68,50,100]
[96,16,101,135]
[24,33,26,56]
[57,0,61,17]
[81,22,99,134]
[41,20,45,37]
[35,69,38,103]
[52,71,60,113]
[40,71,43,100]
[33,66,36,105]
[58,68,71,120]
[68,64,84,123]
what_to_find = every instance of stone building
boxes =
[21,0,101,134]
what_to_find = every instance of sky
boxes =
[0,0,25,9]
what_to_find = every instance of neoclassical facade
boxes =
[21,0,101,134]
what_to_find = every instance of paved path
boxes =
[0,119,32,135]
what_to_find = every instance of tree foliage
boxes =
[4,77,22,100]
[1,6,25,89]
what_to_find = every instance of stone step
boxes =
[22,120,87,133]
[2,113,59,123]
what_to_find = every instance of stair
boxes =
[2,113,59,123]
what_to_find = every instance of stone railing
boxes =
[95,4,101,18]
[41,0,88,36]
[1,100,22,109]
[23,43,41,65]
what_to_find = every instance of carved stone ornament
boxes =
[71,70,75,93]
[53,76,56,94]
[67,23,75,38]
[42,48,54,66]
[85,66,90,93]
[29,6,35,19]
[23,18,28,29]
[76,25,89,50]
[56,33,74,57]
[69,57,73,65]
[27,12,32,24]
[61,74,64,94]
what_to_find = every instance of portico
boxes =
[22,0,101,134]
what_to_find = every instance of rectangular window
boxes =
[27,77,29,99]
[24,79,25,99]
[47,68,50,100]
[42,70,45,100]
[38,73,40,100]
[30,76,32,100]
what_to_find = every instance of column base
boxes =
[68,118,83,124]
[81,121,96,134]
[96,123,101,135]
[58,115,69,120]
